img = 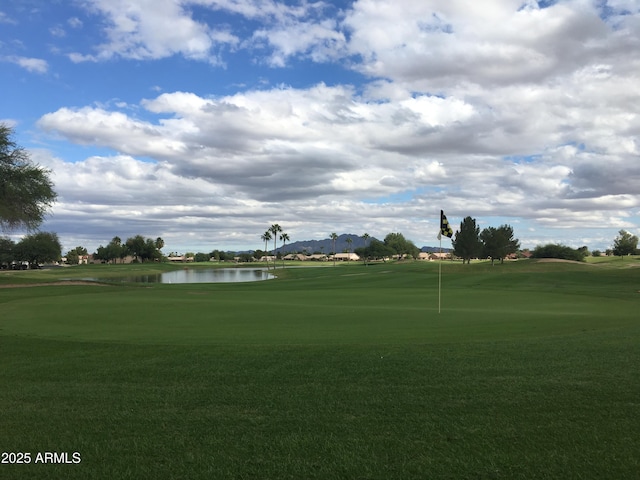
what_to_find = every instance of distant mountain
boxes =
[240,236,451,255]
[272,235,452,255]
[421,246,453,253]
[275,234,378,254]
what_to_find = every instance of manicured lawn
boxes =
[1,259,639,479]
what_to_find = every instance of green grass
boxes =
[1,259,639,479]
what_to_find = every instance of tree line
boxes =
[451,217,520,264]
[94,236,165,264]
[0,232,62,268]
[452,216,639,263]
[526,229,638,261]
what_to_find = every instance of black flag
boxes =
[440,210,453,238]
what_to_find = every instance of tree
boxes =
[210,249,233,262]
[194,252,209,262]
[237,253,253,262]
[330,232,338,266]
[126,235,146,263]
[362,233,370,266]
[95,236,126,264]
[145,237,162,261]
[360,239,395,262]
[261,231,272,268]
[0,124,57,231]
[480,227,499,265]
[0,237,15,267]
[66,250,79,265]
[531,244,587,262]
[66,245,88,264]
[612,230,638,256]
[452,216,482,264]
[125,235,162,263]
[155,237,165,253]
[384,232,419,259]
[279,232,290,268]
[15,232,61,265]
[480,225,520,265]
[269,224,282,269]
[345,237,353,254]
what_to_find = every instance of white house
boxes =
[331,253,360,261]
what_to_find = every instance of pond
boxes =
[81,268,275,284]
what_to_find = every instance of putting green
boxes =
[2,261,637,345]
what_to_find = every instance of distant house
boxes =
[283,253,308,261]
[308,254,328,262]
[331,253,360,261]
[167,255,194,262]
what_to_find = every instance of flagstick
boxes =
[438,235,442,314]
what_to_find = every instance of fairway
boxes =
[1,259,639,479]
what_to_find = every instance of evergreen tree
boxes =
[452,216,482,264]
[481,225,520,265]
[612,230,638,256]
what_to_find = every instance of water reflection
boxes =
[94,268,274,284]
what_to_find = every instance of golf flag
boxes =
[440,210,453,238]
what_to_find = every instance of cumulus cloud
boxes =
[71,0,348,65]
[38,77,638,252]
[23,0,640,252]
[3,55,49,74]
[71,0,237,62]
[342,0,635,89]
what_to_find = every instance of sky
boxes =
[1,0,639,255]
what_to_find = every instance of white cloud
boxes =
[49,26,66,38]
[71,0,347,65]
[68,17,83,28]
[252,17,347,66]
[0,11,17,24]
[36,72,639,253]
[15,0,639,252]
[343,0,635,89]
[72,0,238,62]
[3,55,49,74]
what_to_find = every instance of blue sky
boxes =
[1,0,639,254]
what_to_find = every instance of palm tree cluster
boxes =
[260,224,289,269]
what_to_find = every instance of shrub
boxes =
[531,244,587,262]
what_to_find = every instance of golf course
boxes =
[1,257,639,479]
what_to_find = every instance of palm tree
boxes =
[363,233,370,266]
[155,237,165,261]
[279,232,290,269]
[330,232,338,266]
[270,224,282,269]
[261,231,272,269]
[346,237,353,258]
